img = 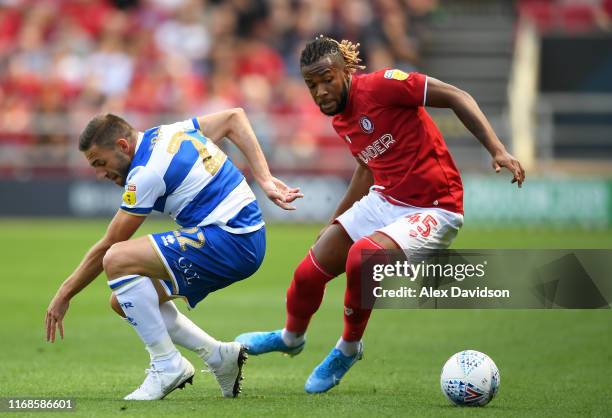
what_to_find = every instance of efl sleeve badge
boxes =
[383,69,409,81]
[122,189,136,205]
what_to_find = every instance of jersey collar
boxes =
[129,128,157,171]
[135,131,144,152]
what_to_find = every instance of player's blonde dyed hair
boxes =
[300,35,366,73]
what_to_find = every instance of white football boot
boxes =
[206,342,248,398]
[124,356,195,400]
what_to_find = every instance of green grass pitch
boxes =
[0,219,610,417]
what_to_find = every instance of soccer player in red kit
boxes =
[237,36,525,393]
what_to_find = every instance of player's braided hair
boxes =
[79,113,136,151]
[300,35,365,73]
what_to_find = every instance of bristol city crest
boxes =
[359,115,374,134]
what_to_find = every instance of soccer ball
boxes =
[440,350,500,406]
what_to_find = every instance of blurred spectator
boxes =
[87,34,134,97]
[30,83,70,164]
[153,0,210,63]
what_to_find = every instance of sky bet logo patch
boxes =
[384,69,409,81]
[359,115,374,134]
[123,184,137,205]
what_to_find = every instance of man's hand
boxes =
[259,177,304,210]
[45,292,70,343]
[492,150,525,188]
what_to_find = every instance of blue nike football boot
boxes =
[304,343,363,393]
[235,330,304,356]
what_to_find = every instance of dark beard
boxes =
[115,151,131,186]
[336,82,349,114]
[321,81,349,116]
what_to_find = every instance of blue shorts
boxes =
[149,225,266,308]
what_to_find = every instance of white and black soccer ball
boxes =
[440,350,500,406]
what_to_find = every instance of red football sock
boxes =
[285,249,336,333]
[343,237,385,341]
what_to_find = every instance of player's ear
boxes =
[116,138,130,153]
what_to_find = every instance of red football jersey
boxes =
[332,69,464,214]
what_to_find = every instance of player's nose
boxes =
[316,84,328,98]
[95,168,107,180]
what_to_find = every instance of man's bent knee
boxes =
[103,243,130,279]
[103,238,168,280]
[311,224,353,276]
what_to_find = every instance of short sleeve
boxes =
[120,166,166,216]
[171,118,201,132]
[366,69,427,108]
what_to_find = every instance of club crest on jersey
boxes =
[384,69,409,81]
[359,115,374,134]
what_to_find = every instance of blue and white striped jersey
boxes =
[120,118,264,234]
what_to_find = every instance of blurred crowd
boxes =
[0,0,438,170]
[519,0,612,33]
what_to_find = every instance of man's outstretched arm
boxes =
[196,108,303,210]
[425,77,526,187]
[45,210,145,342]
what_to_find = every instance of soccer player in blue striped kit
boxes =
[45,110,302,400]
